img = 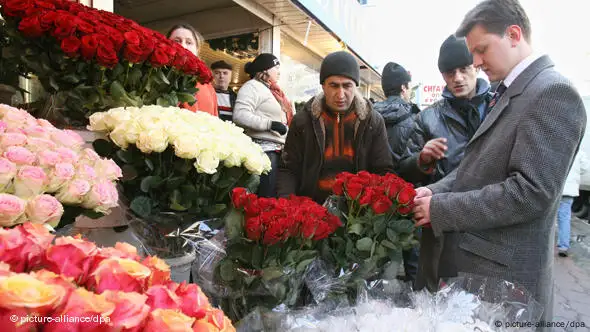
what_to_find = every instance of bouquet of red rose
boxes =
[312,171,418,301]
[195,188,342,322]
[0,222,235,331]
[0,0,212,127]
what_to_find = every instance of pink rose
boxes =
[26,137,58,153]
[0,194,26,227]
[0,158,17,191]
[94,158,122,181]
[26,194,64,226]
[4,146,36,165]
[82,181,118,213]
[23,126,52,139]
[36,119,55,129]
[14,166,48,198]
[56,179,91,205]
[37,150,61,168]
[47,163,76,193]
[75,164,97,182]
[0,120,7,133]
[1,108,36,128]
[55,147,79,164]
[78,148,100,165]
[0,104,21,117]
[51,130,84,150]
[0,132,27,149]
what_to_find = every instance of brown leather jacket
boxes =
[277,91,395,203]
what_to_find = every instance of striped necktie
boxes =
[487,82,507,111]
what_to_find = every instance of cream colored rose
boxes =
[0,157,16,191]
[194,150,219,174]
[109,127,130,149]
[46,163,76,193]
[0,194,26,227]
[172,136,201,160]
[14,166,48,198]
[82,181,118,214]
[94,158,122,181]
[136,128,169,154]
[88,112,108,132]
[25,194,64,225]
[55,179,91,205]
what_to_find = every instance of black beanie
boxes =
[211,60,233,71]
[245,53,280,77]
[437,35,473,73]
[320,51,360,86]
[381,62,411,96]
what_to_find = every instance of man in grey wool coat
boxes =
[411,0,587,329]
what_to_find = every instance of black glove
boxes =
[270,121,288,135]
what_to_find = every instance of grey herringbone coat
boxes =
[427,56,586,326]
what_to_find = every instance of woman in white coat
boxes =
[557,151,587,256]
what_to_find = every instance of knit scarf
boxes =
[268,80,294,126]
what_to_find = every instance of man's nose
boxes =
[473,54,484,68]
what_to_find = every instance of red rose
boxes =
[3,0,30,17]
[197,61,213,83]
[345,180,363,200]
[76,11,99,24]
[387,179,405,200]
[75,18,94,34]
[149,44,171,67]
[52,12,77,40]
[60,36,81,57]
[231,187,248,209]
[371,196,393,215]
[123,44,143,63]
[96,38,119,68]
[80,34,99,60]
[18,16,44,38]
[141,36,155,59]
[35,1,56,10]
[124,31,141,46]
[244,217,262,241]
[397,204,412,215]
[397,185,416,205]
[110,31,125,51]
[244,194,261,217]
[39,10,57,31]
[263,222,286,245]
[359,188,375,206]
[257,197,277,212]
[332,178,345,196]
[24,7,44,17]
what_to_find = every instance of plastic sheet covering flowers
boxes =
[0,222,235,331]
[0,0,212,127]
[193,188,342,322]
[236,274,544,332]
[0,104,121,229]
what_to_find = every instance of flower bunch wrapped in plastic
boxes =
[316,171,418,301]
[88,105,271,256]
[196,188,342,322]
[0,104,121,228]
[0,222,235,331]
[0,0,212,127]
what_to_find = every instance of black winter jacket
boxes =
[373,96,420,168]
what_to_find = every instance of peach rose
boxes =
[146,285,181,311]
[0,194,26,227]
[13,166,47,199]
[0,120,7,133]
[22,125,52,139]
[0,157,17,191]
[3,146,36,165]
[75,164,98,182]
[55,147,79,164]
[36,118,55,129]
[44,236,98,284]
[46,163,76,193]
[55,179,91,205]
[103,290,151,331]
[25,194,64,226]
[87,258,152,294]
[142,256,171,287]
[44,288,114,332]
[25,137,57,153]
[0,273,66,314]
[144,308,195,332]
[37,150,61,169]
[0,132,27,149]
[174,282,211,318]
[94,158,123,181]
[78,148,100,165]
[18,222,57,271]
[51,129,85,150]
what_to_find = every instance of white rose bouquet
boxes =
[0,104,122,228]
[88,106,270,256]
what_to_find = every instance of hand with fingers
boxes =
[419,137,448,166]
[413,187,433,228]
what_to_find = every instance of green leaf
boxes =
[386,228,399,243]
[166,177,184,190]
[373,216,387,234]
[251,246,263,269]
[156,97,169,106]
[219,260,236,282]
[296,258,315,273]
[116,149,134,163]
[381,239,397,250]
[224,208,243,241]
[356,237,373,252]
[145,159,154,171]
[140,176,162,193]
[110,80,127,101]
[177,92,195,104]
[203,204,227,217]
[261,267,283,281]
[157,69,170,84]
[169,189,187,211]
[92,139,114,157]
[130,196,152,217]
[112,63,125,79]
[128,67,143,86]
[62,73,80,84]
[82,210,104,219]
[348,223,363,235]
[49,76,59,91]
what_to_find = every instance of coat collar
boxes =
[310,90,370,120]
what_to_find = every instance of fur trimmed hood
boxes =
[309,90,371,120]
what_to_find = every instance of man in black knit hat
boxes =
[399,34,493,292]
[277,51,394,204]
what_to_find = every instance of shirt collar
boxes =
[503,53,543,88]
